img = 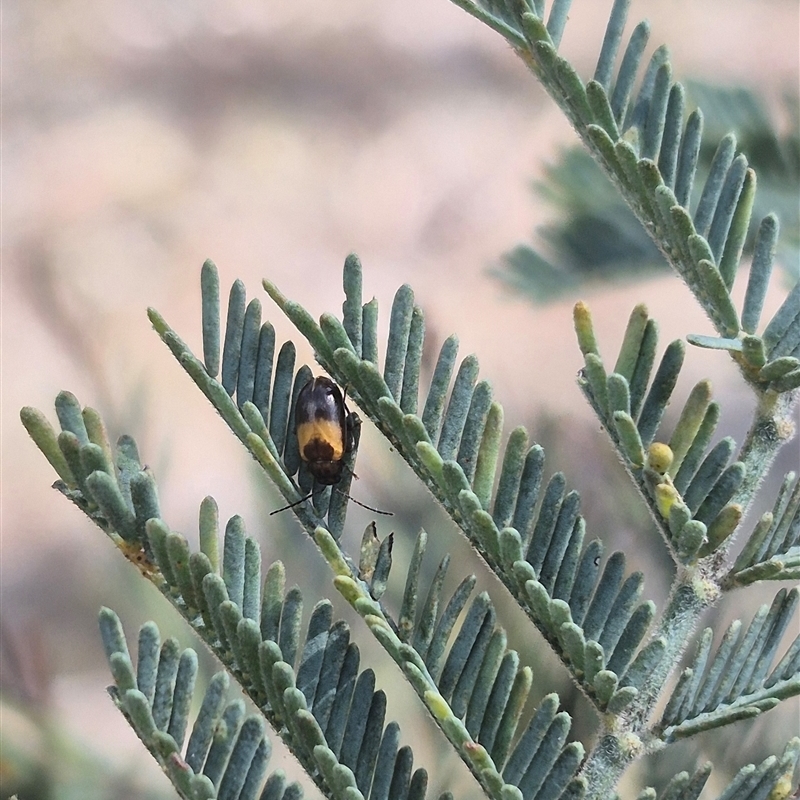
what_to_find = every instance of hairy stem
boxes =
[730,388,798,525]
[580,577,711,798]
[581,389,797,796]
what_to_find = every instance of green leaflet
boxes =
[254,258,656,713]
[660,589,800,741]
[99,607,271,800]
[573,302,754,565]
[20,1,800,792]
[462,0,794,397]
[36,384,588,800]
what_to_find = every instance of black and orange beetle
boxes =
[271,375,391,516]
[295,375,355,485]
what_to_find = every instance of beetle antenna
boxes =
[336,490,393,516]
[269,493,314,515]
[270,489,392,516]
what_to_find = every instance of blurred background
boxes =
[3,0,798,797]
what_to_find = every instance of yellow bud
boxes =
[655,483,680,519]
[647,442,674,474]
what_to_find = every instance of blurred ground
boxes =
[2,1,799,798]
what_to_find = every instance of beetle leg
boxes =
[344,410,360,454]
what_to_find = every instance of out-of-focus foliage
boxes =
[496,83,800,302]
[0,618,171,800]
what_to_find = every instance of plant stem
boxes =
[580,578,711,798]
[730,388,798,523]
[582,389,797,797]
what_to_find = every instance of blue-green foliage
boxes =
[23,385,593,799]
[659,588,800,741]
[18,0,800,798]
[493,87,798,302]
[99,607,281,800]
[451,0,799,392]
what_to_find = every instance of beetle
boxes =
[270,375,391,516]
[295,375,354,485]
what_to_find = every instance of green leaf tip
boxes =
[573,301,599,357]
[342,253,363,358]
[200,259,221,378]
[667,380,712,475]
[742,214,779,335]
[198,496,220,573]
[614,304,650,382]
[100,608,284,800]
[20,405,77,487]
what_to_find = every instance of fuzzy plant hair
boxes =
[21,0,800,799]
